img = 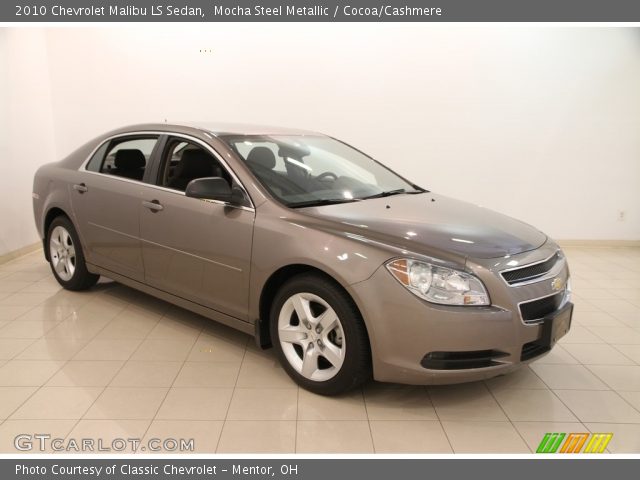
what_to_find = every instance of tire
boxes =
[270,273,371,395]
[46,215,99,291]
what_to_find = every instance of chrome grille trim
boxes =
[500,250,564,287]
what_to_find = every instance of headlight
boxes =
[386,258,490,306]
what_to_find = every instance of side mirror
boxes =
[230,186,249,206]
[185,177,232,202]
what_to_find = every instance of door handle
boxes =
[73,183,88,194]
[142,200,164,212]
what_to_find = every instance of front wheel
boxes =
[47,216,99,291]
[270,273,371,395]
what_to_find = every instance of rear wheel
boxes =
[270,273,371,395]
[47,216,99,291]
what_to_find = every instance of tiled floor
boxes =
[0,247,639,453]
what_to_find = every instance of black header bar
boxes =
[3,0,640,22]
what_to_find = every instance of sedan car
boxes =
[33,122,572,395]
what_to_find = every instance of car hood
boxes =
[299,193,547,259]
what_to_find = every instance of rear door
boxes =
[71,134,162,282]
[139,135,255,320]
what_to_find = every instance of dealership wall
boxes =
[2,26,639,258]
[0,29,57,258]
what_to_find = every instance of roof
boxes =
[192,121,321,136]
[112,122,323,137]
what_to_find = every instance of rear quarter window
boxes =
[85,142,109,172]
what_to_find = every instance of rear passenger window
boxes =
[98,137,159,181]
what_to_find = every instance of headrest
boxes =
[176,149,215,178]
[114,149,145,170]
[246,146,276,170]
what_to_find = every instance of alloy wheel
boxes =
[49,225,76,281]
[278,292,346,382]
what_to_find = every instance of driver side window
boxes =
[158,138,231,192]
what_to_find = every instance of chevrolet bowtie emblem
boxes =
[551,277,565,291]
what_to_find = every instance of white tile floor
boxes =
[0,247,639,453]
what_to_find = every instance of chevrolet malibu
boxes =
[32,123,572,395]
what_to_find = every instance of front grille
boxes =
[519,292,564,324]
[421,350,509,370]
[501,252,560,285]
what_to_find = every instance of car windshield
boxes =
[221,135,424,207]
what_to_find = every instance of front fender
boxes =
[248,203,400,324]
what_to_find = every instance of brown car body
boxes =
[33,123,572,387]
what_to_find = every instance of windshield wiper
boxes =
[288,198,360,208]
[359,189,415,200]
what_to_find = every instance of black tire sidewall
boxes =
[270,274,371,395]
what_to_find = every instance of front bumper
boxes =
[351,245,572,385]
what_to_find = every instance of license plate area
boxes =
[541,303,573,348]
[520,303,573,361]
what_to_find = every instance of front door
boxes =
[139,136,254,320]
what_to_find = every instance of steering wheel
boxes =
[316,171,338,181]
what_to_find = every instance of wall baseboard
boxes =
[557,239,640,248]
[0,242,42,265]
